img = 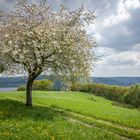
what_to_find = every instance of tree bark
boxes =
[26,76,34,107]
[26,69,42,107]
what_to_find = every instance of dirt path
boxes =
[65,116,133,140]
[52,107,140,132]
[51,107,140,140]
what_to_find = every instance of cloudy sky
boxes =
[0,0,140,77]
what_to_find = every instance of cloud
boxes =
[103,0,140,27]
[132,43,140,51]
[1,0,140,77]
[125,0,140,9]
[94,33,104,42]
[103,0,130,27]
[0,0,15,11]
[94,0,140,52]
[94,45,140,76]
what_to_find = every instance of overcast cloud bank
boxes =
[0,0,140,77]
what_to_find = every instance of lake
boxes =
[0,87,17,92]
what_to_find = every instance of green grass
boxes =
[0,91,140,140]
[1,100,122,140]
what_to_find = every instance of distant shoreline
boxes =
[0,77,140,87]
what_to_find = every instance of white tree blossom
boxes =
[0,0,96,106]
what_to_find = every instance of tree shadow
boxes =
[0,99,65,121]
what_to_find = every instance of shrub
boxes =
[17,85,26,91]
[33,80,54,91]
[17,80,54,91]
[124,85,140,108]
[70,83,81,91]
[70,83,128,102]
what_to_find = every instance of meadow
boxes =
[0,91,140,140]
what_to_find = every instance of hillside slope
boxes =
[0,91,140,139]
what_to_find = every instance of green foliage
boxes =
[124,85,140,108]
[17,85,26,91]
[33,80,53,91]
[70,83,81,91]
[71,83,140,108]
[17,81,140,108]
[71,83,128,103]
[0,64,5,73]
[17,80,54,91]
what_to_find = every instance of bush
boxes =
[70,83,81,91]
[71,83,128,102]
[124,85,140,108]
[71,83,140,108]
[17,80,54,91]
[33,80,54,91]
[17,85,26,91]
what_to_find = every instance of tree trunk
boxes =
[26,76,34,107]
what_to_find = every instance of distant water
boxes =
[0,87,17,92]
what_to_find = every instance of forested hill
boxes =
[0,76,48,87]
[0,76,140,87]
[93,77,140,86]
[0,77,26,87]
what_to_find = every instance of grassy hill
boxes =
[0,91,140,140]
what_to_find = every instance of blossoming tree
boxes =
[0,0,96,106]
